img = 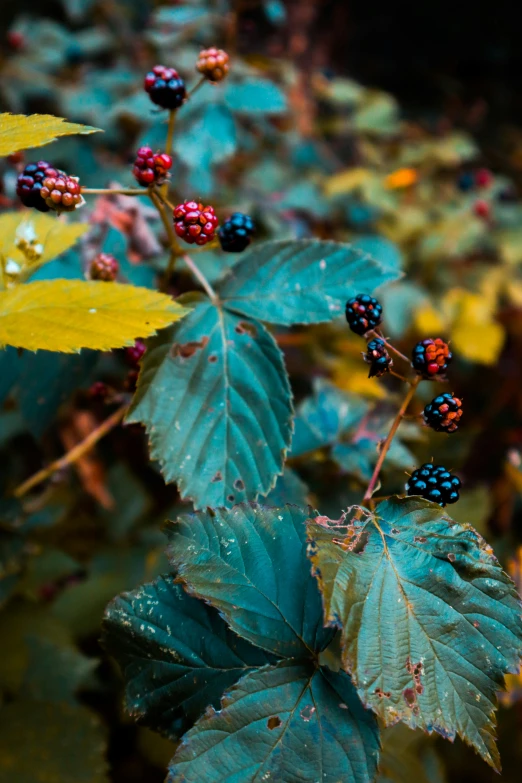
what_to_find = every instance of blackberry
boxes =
[411,338,452,378]
[406,463,461,506]
[423,393,463,433]
[173,200,218,246]
[363,338,392,378]
[196,47,230,82]
[40,172,83,212]
[218,212,255,252]
[89,253,119,282]
[144,65,186,110]
[16,161,63,212]
[345,294,383,336]
[125,340,146,366]
[132,147,172,187]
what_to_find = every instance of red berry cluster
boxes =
[173,201,219,246]
[125,339,146,366]
[89,253,119,282]
[132,147,173,187]
[40,172,83,212]
[196,47,230,82]
[411,337,452,378]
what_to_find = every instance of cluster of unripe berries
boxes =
[345,293,462,506]
[16,161,84,213]
[132,147,172,187]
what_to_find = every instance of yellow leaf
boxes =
[0,113,102,157]
[413,304,446,334]
[0,212,89,279]
[330,351,386,400]
[384,168,418,189]
[450,291,504,364]
[323,167,372,198]
[0,280,188,353]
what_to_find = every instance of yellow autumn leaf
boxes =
[0,280,188,353]
[0,212,89,278]
[0,113,102,157]
[450,291,504,364]
[330,356,386,400]
[413,303,446,333]
[384,168,418,189]
[323,167,372,198]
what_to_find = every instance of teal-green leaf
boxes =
[224,79,287,115]
[306,497,522,770]
[218,239,401,325]
[165,503,333,658]
[102,575,274,738]
[290,378,368,457]
[127,301,293,509]
[175,103,237,168]
[167,661,380,783]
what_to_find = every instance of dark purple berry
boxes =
[218,213,255,252]
[345,294,382,336]
[406,463,461,507]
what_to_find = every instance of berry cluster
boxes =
[89,253,119,282]
[17,161,63,212]
[345,294,383,336]
[173,201,219,246]
[406,464,461,506]
[363,338,392,378]
[196,47,230,82]
[144,65,186,110]
[423,393,463,433]
[132,147,172,187]
[125,340,146,366]
[411,337,452,378]
[218,213,255,252]
[41,173,83,213]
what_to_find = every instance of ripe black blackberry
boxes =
[16,161,63,212]
[423,393,463,433]
[411,338,452,378]
[406,464,461,506]
[218,213,255,252]
[363,338,392,378]
[345,294,382,336]
[144,65,186,110]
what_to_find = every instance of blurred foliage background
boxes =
[1,1,522,781]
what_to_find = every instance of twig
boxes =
[362,376,420,503]
[390,369,411,384]
[14,403,128,498]
[183,253,218,303]
[148,190,177,246]
[165,110,176,157]
[81,187,145,196]
[185,76,206,101]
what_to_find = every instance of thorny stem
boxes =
[183,253,218,303]
[14,403,128,498]
[362,376,421,504]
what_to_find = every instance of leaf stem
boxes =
[182,254,218,303]
[362,376,420,503]
[13,403,128,498]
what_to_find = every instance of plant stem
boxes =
[369,329,410,365]
[186,76,206,101]
[14,403,128,498]
[81,187,145,196]
[183,253,218,303]
[165,110,176,156]
[390,369,411,384]
[149,190,177,246]
[362,376,420,503]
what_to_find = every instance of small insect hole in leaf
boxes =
[267,716,282,730]
[172,336,209,359]
[235,321,258,338]
[234,478,245,490]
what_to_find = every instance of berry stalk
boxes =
[362,376,421,503]
[182,253,218,303]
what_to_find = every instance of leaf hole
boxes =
[208,354,218,363]
[211,472,223,483]
[227,494,235,503]
[235,321,258,338]
[234,479,245,491]
[172,336,209,359]
[267,716,282,730]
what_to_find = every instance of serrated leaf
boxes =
[224,79,287,115]
[0,280,187,352]
[218,239,401,325]
[0,113,101,157]
[128,301,293,509]
[265,467,309,506]
[165,503,332,658]
[175,103,237,168]
[102,575,274,737]
[290,378,369,457]
[0,701,108,783]
[168,661,380,783]
[306,497,522,770]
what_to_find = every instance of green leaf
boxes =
[218,239,401,325]
[290,378,368,458]
[306,497,522,770]
[165,503,333,658]
[0,280,188,353]
[0,701,108,783]
[19,636,96,705]
[224,79,287,115]
[168,661,380,783]
[351,235,403,274]
[128,301,293,509]
[0,113,101,157]
[265,467,309,506]
[102,575,274,737]
[175,104,237,168]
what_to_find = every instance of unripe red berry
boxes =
[173,200,218,246]
[196,47,230,82]
[7,31,24,51]
[89,381,109,399]
[475,168,493,188]
[89,253,119,282]
[473,199,490,219]
[132,146,172,187]
[125,339,146,366]
[40,172,84,213]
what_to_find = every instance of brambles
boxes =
[411,337,452,378]
[173,200,219,245]
[16,161,63,211]
[132,147,172,187]
[89,253,119,282]
[144,65,186,109]
[406,463,461,505]
[363,337,392,378]
[40,171,83,212]
[218,212,255,252]
[345,294,383,335]
[424,392,463,433]
[196,47,230,82]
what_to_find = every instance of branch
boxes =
[81,187,145,196]
[182,253,218,303]
[369,329,410,365]
[14,403,128,498]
